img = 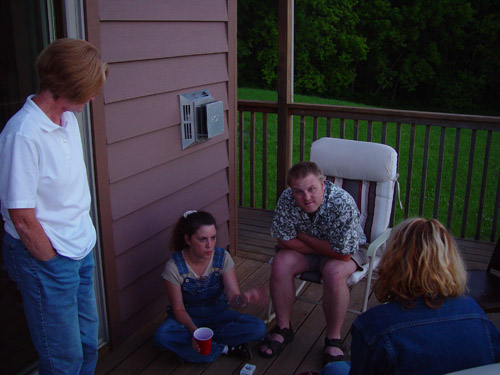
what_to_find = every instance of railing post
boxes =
[277,0,293,195]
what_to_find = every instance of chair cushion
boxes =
[311,138,398,243]
[446,363,500,375]
[310,137,397,182]
[327,177,393,243]
[445,362,500,374]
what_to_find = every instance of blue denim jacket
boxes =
[350,295,500,375]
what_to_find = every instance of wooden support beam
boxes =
[277,0,293,195]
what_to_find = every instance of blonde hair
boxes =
[36,38,108,103]
[287,161,325,186]
[374,218,467,309]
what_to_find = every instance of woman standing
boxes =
[154,211,267,363]
[0,38,108,375]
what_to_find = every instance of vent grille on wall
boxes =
[179,89,224,149]
[183,121,193,140]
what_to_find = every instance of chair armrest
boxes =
[366,228,392,258]
[445,363,500,374]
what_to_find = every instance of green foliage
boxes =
[355,0,477,110]
[294,0,368,96]
[238,1,278,88]
[238,0,500,114]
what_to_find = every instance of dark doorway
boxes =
[0,1,64,373]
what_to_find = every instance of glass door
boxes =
[62,0,109,350]
[0,3,58,372]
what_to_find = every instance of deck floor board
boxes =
[96,207,499,375]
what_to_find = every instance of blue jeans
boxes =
[320,361,351,375]
[154,308,266,363]
[3,233,98,375]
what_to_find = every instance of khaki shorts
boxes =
[304,243,369,272]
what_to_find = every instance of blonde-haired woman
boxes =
[321,218,500,375]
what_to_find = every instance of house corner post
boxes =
[277,0,293,195]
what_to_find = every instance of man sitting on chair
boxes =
[259,161,367,366]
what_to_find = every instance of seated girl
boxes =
[321,218,500,375]
[154,210,267,363]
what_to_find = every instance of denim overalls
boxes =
[179,246,228,319]
[153,247,266,363]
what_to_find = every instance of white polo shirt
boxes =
[0,95,96,259]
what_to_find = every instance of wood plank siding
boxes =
[86,0,237,344]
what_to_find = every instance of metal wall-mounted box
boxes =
[179,89,224,150]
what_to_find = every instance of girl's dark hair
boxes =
[170,211,216,252]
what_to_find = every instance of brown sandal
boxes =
[258,324,294,358]
[323,337,345,366]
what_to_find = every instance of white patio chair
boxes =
[265,137,399,323]
[445,362,500,375]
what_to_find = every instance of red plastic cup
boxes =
[193,327,213,355]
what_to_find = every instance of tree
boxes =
[237,0,367,97]
[353,0,500,113]
[294,0,367,97]
[237,1,278,89]
[238,0,500,114]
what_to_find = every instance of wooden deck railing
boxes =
[238,99,500,242]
